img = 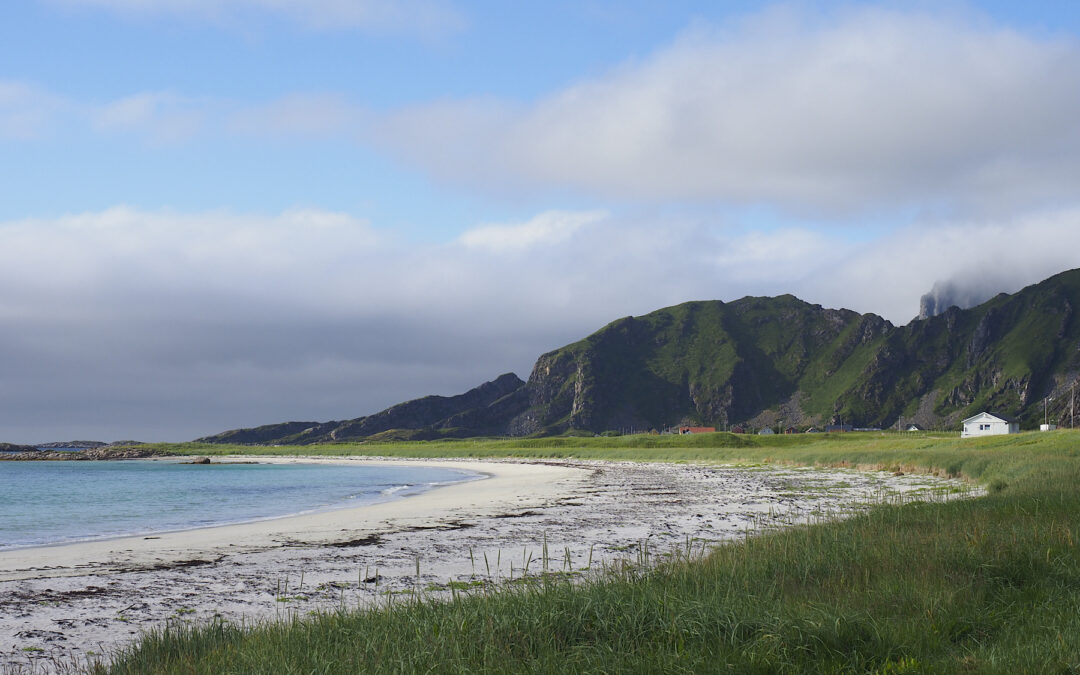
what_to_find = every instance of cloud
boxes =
[91,91,206,144]
[47,0,465,36]
[4,202,1080,443]
[374,7,1080,214]
[0,80,65,140]
[804,207,1080,321]
[0,206,377,311]
[0,85,372,146]
[458,209,608,252]
[0,84,208,146]
[15,6,1080,213]
[0,205,825,441]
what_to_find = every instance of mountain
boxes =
[196,373,526,444]
[198,268,1080,443]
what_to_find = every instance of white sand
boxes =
[0,457,976,673]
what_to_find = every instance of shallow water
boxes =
[0,460,479,549]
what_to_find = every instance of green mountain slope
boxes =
[195,373,525,444]
[198,268,1080,443]
[513,296,891,433]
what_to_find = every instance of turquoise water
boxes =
[0,460,481,550]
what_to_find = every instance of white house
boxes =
[961,412,1019,438]
[757,427,775,435]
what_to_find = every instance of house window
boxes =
[979,424,991,431]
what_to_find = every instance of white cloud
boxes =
[804,208,1080,321]
[48,0,465,35]
[458,209,608,252]
[0,85,371,146]
[374,7,1080,214]
[92,91,205,144]
[712,228,848,288]
[0,206,377,314]
[0,80,65,140]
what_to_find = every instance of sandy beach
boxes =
[1,457,973,673]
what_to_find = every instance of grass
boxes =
[95,431,1080,673]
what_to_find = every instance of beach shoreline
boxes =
[1,457,974,673]
[0,457,589,583]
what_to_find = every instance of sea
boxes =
[0,459,481,550]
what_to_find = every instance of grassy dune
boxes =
[99,432,1080,673]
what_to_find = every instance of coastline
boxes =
[1,457,974,673]
[0,457,587,582]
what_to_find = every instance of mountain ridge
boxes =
[198,267,1080,444]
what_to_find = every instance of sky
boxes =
[4,1,1080,443]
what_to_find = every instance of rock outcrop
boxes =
[0,446,172,461]
[0,443,39,453]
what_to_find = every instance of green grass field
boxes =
[97,431,1080,673]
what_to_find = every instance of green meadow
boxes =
[97,431,1080,673]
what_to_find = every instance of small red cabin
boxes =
[678,426,716,434]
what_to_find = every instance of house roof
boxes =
[961,412,1018,425]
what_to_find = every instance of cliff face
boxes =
[512,296,892,433]
[197,268,1080,443]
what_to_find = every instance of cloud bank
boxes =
[3,205,1080,442]
[375,7,1080,214]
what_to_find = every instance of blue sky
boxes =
[4,1,1080,441]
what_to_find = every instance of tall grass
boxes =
[98,432,1080,673]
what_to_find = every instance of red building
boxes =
[678,426,716,434]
